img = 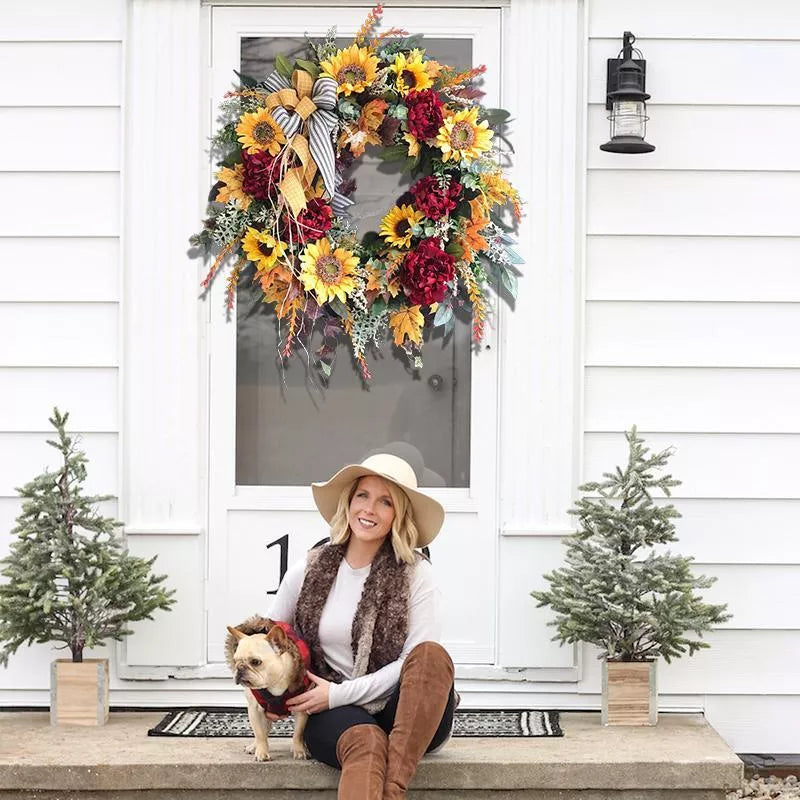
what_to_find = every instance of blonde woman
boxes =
[265,453,456,799]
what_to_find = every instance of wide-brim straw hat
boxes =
[311,453,445,548]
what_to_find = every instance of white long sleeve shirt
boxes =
[267,551,442,710]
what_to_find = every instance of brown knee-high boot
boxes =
[336,723,389,800]
[384,642,455,800]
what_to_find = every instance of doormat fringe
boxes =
[148,708,562,738]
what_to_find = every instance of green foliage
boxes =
[0,409,176,665]
[295,59,320,80]
[531,427,732,663]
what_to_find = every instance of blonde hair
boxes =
[329,476,420,564]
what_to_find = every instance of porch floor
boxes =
[0,710,743,799]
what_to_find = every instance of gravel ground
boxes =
[727,775,799,799]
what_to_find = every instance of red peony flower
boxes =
[281,197,334,244]
[409,175,462,221]
[401,237,455,306]
[405,90,444,142]
[241,149,283,201]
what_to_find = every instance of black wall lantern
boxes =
[600,31,655,154]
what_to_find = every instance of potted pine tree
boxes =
[0,409,175,725]
[532,427,731,726]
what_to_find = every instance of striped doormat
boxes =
[148,708,562,738]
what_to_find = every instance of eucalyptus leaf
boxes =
[328,298,348,318]
[318,360,332,378]
[482,107,511,123]
[370,298,388,318]
[443,315,456,338]
[295,59,320,79]
[505,247,525,265]
[388,104,408,120]
[378,144,410,162]
[275,53,294,81]
[433,303,454,327]
[500,267,518,299]
[445,240,464,258]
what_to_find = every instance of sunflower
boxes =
[380,205,424,249]
[390,52,433,96]
[321,44,379,96]
[436,106,494,165]
[298,238,359,304]
[236,108,286,156]
[242,228,289,271]
[215,164,251,210]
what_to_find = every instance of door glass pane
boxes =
[235,36,473,487]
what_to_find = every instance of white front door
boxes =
[206,5,503,668]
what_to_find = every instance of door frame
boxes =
[205,4,504,666]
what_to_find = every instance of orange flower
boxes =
[338,98,387,157]
[256,263,293,293]
[459,198,490,261]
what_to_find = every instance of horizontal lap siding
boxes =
[0,0,124,698]
[586,0,800,749]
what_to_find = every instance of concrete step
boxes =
[0,711,743,799]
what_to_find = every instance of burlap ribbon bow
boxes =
[263,69,338,217]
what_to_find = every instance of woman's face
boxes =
[348,476,396,545]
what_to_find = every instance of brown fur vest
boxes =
[294,537,416,713]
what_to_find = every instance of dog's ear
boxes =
[266,624,290,652]
[227,625,247,641]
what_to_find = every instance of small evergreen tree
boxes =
[0,409,175,665]
[532,426,731,663]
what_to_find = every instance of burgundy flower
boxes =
[405,90,444,142]
[401,238,455,306]
[241,150,282,201]
[409,176,462,221]
[281,198,334,244]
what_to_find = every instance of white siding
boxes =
[0,0,797,756]
[0,0,123,696]
[585,0,800,752]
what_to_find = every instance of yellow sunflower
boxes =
[436,106,494,165]
[380,205,424,248]
[215,164,251,210]
[390,52,433,96]
[242,228,289,270]
[298,238,359,304]
[320,44,379,96]
[236,108,286,156]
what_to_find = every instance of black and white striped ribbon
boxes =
[263,70,338,201]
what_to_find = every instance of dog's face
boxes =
[227,625,294,691]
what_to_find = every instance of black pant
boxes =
[304,681,457,768]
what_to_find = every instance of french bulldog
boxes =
[225,617,312,761]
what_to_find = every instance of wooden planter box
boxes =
[50,659,109,726]
[601,659,657,726]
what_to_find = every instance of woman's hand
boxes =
[286,671,331,715]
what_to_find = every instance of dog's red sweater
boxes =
[249,621,313,717]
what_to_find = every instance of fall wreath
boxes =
[193,4,523,380]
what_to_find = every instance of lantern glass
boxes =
[610,99,647,139]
